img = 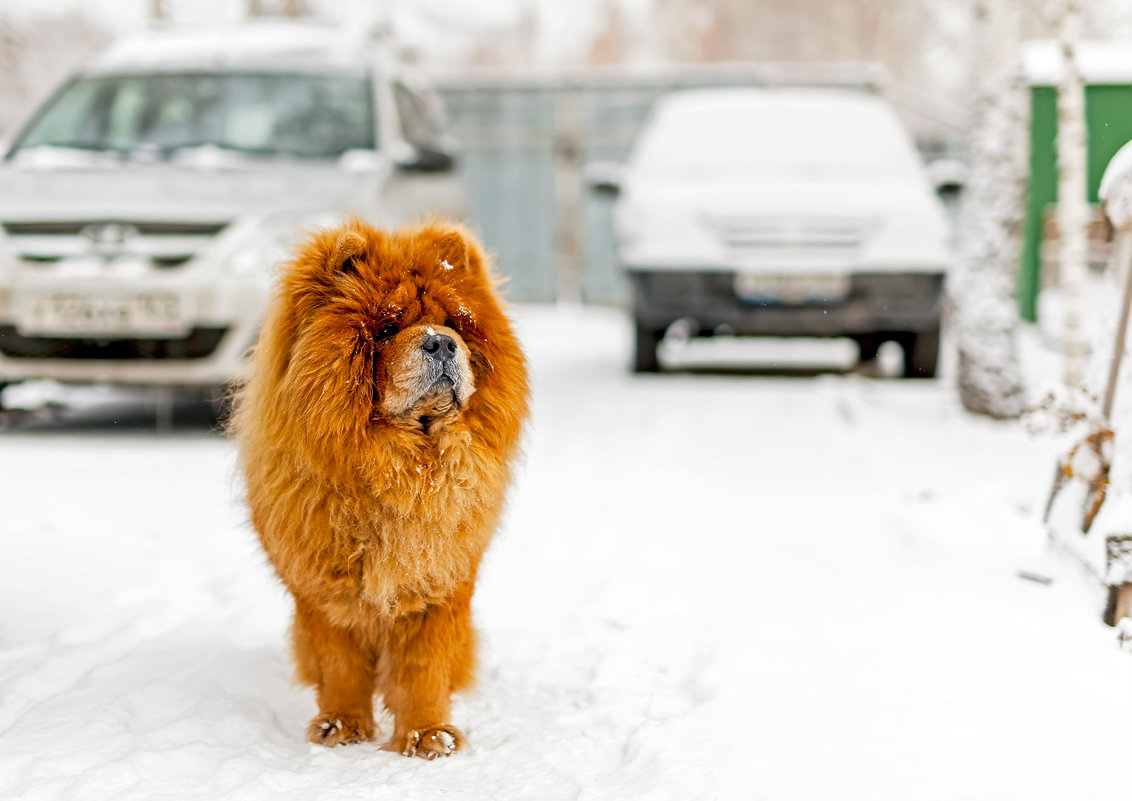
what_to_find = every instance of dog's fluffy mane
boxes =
[230,219,529,620]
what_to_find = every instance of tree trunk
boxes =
[953,0,1028,419]
[1056,0,1090,387]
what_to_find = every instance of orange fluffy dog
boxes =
[230,220,529,758]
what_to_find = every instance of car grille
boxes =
[0,326,228,360]
[704,214,866,260]
[1,221,229,236]
[0,219,230,269]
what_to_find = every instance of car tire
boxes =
[901,328,940,379]
[632,320,663,373]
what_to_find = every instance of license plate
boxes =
[734,274,850,305]
[16,292,188,337]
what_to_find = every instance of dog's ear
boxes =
[330,229,367,274]
[432,226,489,277]
[434,228,468,273]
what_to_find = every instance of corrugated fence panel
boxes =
[440,86,560,303]
[440,79,662,305]
[575,85,668,305]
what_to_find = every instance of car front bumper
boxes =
[0,324,258,388]
[0,279,265,388]
[629,269,945,337]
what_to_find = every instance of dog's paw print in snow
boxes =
[396,725,466,760]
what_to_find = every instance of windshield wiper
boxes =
[162,141,288,158]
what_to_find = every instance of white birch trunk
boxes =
[1056,0,1090,387]
[953,0,1027,419]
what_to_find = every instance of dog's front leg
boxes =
[379,580,476,759]
[293,598,377,746]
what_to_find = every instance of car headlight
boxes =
[222,212,344,277]
[0,228,17,280]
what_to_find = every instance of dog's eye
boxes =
[444,318,459,332]
[374,323,399,341]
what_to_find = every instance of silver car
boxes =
[0,21,462,402]
[593,88,952,376]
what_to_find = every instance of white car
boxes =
[0,21,462,402]
[594,88,952,375]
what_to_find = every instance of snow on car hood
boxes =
[616,171,952,272]
[625,170,939,223]
[0,160,384,223]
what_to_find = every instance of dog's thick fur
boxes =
[230,220,529,758]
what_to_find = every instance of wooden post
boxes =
[1104,535,1132,626]
[1104,584,1132,627]
[553,85,583,304]
[1102,228,1132,419]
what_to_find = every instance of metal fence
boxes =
[436,63,963,306]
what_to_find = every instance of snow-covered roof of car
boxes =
[650,86,885,117]
[632,87,920,174]
[84,21,378,76]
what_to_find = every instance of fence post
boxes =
[553,84,583,304]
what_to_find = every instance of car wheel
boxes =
[632,320,663,373]
[901,328,940,379]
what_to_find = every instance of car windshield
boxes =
[10,72,375,161]
[631,93,923,179]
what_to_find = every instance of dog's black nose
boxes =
[422,333,458,362]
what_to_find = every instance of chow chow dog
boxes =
[230,220,529,758]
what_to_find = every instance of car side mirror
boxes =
[391,140,457,174]
[584,161,625,197]
[926,159,965,201]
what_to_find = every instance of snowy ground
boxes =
[2,305,1131,800]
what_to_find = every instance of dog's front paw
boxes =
[307,713,376,747]
[390,724,467,759]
